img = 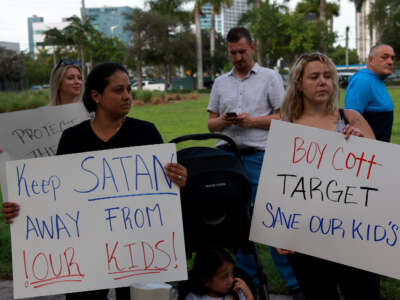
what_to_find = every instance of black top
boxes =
[362,110,393,142]
[56,117,163,155]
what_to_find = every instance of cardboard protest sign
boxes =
[250,120,400,280]
[0,102,89,202]
[7,143,187,298]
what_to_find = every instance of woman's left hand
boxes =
[342,124,364,140]
[164,163,187,188]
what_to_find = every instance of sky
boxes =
[0,0,356,52]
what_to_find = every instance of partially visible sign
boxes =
[0,102,89,201]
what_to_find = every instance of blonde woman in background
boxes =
[278,52,380,300]
[2,58,83,222]
[49,58,83,105]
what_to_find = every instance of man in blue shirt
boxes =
[345,44,395,142]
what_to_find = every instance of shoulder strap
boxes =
[339,108,349,125]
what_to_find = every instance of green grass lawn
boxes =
[1,89,400,298]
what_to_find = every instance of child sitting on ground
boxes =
[184,247,254,300]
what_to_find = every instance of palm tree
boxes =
[43,28,72,66]
[208,0,233,79]
[194,0,204,89]
[63,16,96,79]
[295,0,340,31]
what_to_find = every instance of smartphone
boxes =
[226,112,237,117]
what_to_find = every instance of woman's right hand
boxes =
[2,202,20,224]
[276,248,295,255]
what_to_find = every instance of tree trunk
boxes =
[136,33,143,90]
[195,2,204,90]
[79,46,85,81]
[255,0,263,65]
[319,0,327,53]
[320,0,326,21]
[210,3,216,80]
[165,64,171,92]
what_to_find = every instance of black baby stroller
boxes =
[169,133,269,300]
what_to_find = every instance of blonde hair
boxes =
[49,64,82,106]
[281,52,339,122]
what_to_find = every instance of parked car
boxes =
[29,85,43,91]
[132,80,165,91]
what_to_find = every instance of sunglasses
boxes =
[55,58,81,70]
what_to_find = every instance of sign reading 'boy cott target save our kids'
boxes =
[250,120,400,280]
[6,143,187,299]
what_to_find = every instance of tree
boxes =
[295,0,340,31]
[63,16,96,78]
[207,0,233,79]
[240,2,337,66]
[368,0,400,55]
[194,0,204,89]
[124,8,152,90]
[0,47,26,91]
[328,45,359,65]
[23,50,53,87]
[142,0,192,90]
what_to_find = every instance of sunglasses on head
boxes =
[55,58,81,70]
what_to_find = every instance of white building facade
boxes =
[200,0,252,37]
[356,0,377,63]
[30,20,70,55]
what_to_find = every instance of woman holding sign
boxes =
[3,62,187,300]
[2,58,84,222]
[278,52,379,300]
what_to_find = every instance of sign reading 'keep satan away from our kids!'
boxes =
[250,120,400,280]
[0,102,90,202]
[6,143,187,299]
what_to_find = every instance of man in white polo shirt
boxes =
[207,27,304,299]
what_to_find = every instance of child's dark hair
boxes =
[190,247,234,295]
[83,62,129,112]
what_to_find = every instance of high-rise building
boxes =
[84,6,133,45]
[355,0,377,63]
[31,19,70,55]
[200,0,252,37]
[28,15,44,54]
[200,3,223,34]
[220,0,252,36]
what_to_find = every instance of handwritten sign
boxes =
[0,102,89,202]
[6,143,187,298]
[250,120,400,280]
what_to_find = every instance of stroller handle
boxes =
[169,133,241,159]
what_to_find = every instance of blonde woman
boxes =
[279,52,380,300]
[49,58,83,105]
[2,59,83,223]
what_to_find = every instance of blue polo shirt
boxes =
[344,68,393,142]
[344,68,393,113]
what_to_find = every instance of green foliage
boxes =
[369,0,400,57]
[328,45,359,65]
[0,47,26,91]
[0,90,49,113]
[240,2,337,67]
[134,90,154,102]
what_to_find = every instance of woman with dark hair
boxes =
[3,62,187,299]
